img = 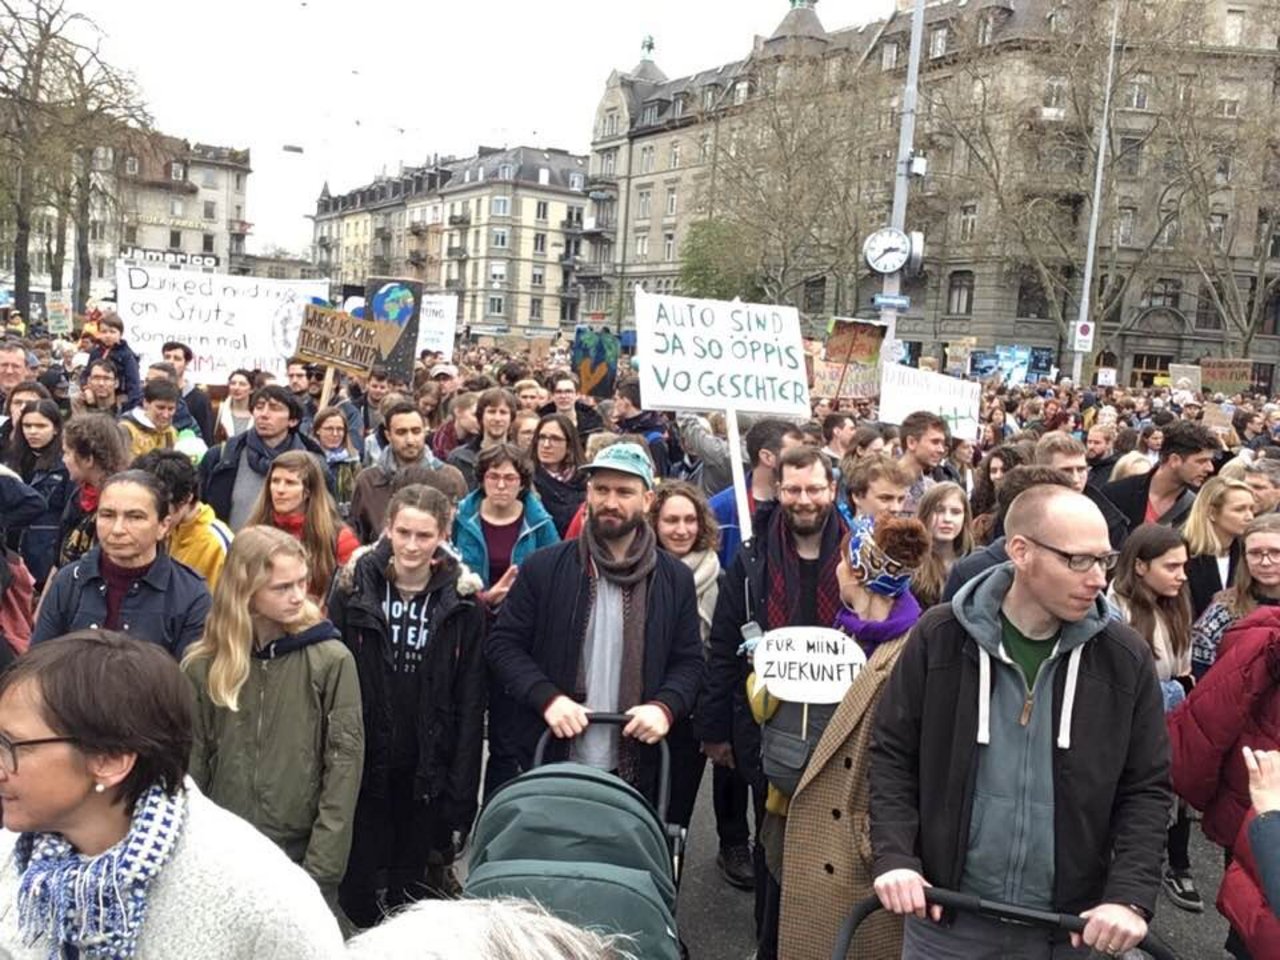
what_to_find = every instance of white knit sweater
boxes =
[0,781,344,959]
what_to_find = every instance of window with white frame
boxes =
[534,232,547,254]
[124,155,139,175]
[530,297,543,320]
[531,265,545,286]
[488,295,505,315]
[569,173,585,191]
[669,141,681,169]
[1123,74,1150,110]
[491,228,509,248]
[1209,212,1228,243]
[640,145,655,173]
[635,234,649,261]
[947,271,974,314]
[170,162,185,181]
[604,110,618,136]
[734,80,749,104]
[664,232,676,261]
[490,262,507,283]
[959,204,978,242]
[642,103,659,125]
[929,27,948,59]
[637,190,652,219]
[665,187,678,217]
[491,196,510,217]
[703,87,717,110]
[170,199,184,217]
[498,164,514,181]
[1043,76,1067,109]
[881,43,898,71]
[1225,9,1245,46]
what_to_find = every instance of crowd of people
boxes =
[2,315,1280,958]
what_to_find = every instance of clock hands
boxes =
[874,246,903,264]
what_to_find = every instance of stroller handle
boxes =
[831,889,1179,960]
[532,712,672,823]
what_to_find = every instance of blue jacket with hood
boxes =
[453,488,560,588]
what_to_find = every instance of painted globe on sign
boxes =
[372,282,416,326]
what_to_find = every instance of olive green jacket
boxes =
[186,622,364,889]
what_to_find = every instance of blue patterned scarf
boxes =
[14,783,187,959]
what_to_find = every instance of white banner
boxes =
[878,362,982,441]
[753,627,867,703]
[633,289,810,416]
[415,293,459,361]
[115,262,327,385]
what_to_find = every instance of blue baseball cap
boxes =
[582,442,655,490]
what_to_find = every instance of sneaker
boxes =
[1162,867,1204,913]
[717,843,755,890]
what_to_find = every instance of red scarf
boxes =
[273,510,306,540]
[79,483,100,514]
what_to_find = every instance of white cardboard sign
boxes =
[878,362,982,441]
[115,261,327,385]
[415,293,459,360]
[754,627,868,704]
[633,289,810,417]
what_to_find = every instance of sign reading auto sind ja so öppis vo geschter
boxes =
[633,289,810,417]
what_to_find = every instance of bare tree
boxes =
[689,50,892,320]
[0,0,150,316]
[919,1,1203,355]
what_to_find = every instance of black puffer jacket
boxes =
[328,540,487,833]
[532,466,587,537]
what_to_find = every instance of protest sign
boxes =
[571,327,621,398]
[753,627,868,703]
[1203,402,1233,437]
[116,261,327,385]
[1201,358,1253,396]
[529,338,551,366]
[1096,367,1117,387]
[1169,363,1202,393]
[818,318,886,399]
[360,277,423,382]
[970,350,999,379]
[945,337,976,376]
[995,345,1031,384]
[879,362,982,440]
[46,298,71,335]
[633,289,810,417]
[414,293,457,360]
[294,305,387,377]
[1027,347,1056,383]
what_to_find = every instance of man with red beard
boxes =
[701,446,845,960]
[484,442,704,802]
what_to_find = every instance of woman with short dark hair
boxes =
[453,442,559,607]
[8,399,71,588]
[33,470,212,656]
[0,628,344,958]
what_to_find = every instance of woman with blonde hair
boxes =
[1192,512,1280,676]
[1182,476,1255,618]
[245,449,359,600]
[1110,450,1154,483]
[182,525,363,912]
[911,481,974,608]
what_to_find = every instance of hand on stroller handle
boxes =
[831,888,1180,960]
[532,712,673,825]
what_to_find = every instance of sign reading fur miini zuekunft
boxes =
[633,289,810,417]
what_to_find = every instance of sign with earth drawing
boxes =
[363,277,423,382]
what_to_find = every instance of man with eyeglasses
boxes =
[72,359,122,418]
[702,446,846,959]
[537,372,605,446]
[1034,432,1128,549]
[872,485,1170,960]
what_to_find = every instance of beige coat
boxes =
[779,635,907,960]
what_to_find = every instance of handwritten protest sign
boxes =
[634,289,809,416]
[414,293,458,360]
[1096,367,1117,387]
[46,298,71,335]
[879,362,982,441]
[1201,359,1253,396]
[572,327,620,398]
[116,261,326,385]
[295,305,385,377]
[816,318,886,399]
[1169,363,1202,393]
[753,628,868,703]
[1203,402,1233,437]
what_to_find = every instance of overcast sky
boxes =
[73,0,894,255]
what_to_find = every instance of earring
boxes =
[93,783,105,794]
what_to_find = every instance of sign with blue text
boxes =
[633,289,810,416]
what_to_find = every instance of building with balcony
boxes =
[314,145,588,333]
[0,133,252,309]
[588,0,1280,388]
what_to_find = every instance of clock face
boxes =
[863,228,911,274]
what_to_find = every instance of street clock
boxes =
[863,227,912,274]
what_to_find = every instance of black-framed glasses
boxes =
[1024,536,1119,573]
[0,733,77,774]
